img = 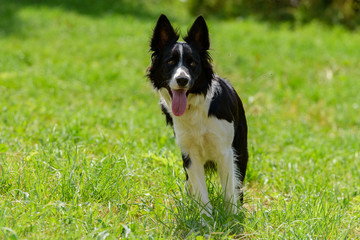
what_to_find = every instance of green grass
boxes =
[1,1,359,239]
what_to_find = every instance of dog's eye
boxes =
[190,61,197,67]
[168,60,175,65]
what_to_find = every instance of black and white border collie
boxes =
[148,15,248,215]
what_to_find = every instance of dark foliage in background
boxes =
[188,0,360,29]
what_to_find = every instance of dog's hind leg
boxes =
[218,148,237,213]
[233,122,248,204]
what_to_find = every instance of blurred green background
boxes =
[0,0,359,239]
[2,0,360,31]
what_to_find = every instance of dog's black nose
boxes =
[176,77,189,87]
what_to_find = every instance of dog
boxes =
[148,14,248,215]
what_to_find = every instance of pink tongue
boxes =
[171,89,187,116]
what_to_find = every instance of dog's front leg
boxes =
[183,154,212,217]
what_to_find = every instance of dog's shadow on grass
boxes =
[156,182,247,238]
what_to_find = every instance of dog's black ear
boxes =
[150,14,179,52]
[184,16,209,52]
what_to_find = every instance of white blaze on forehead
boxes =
[178,44,183,65]
[170,44,190,88]
[175,44,187,76]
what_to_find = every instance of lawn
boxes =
[0,0,359,239]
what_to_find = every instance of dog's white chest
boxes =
[160,89,234,163]
[175,116,234,162]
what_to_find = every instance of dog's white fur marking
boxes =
[159,80,240,214]
[169,45,190,89]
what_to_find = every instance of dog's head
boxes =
[148,14,214,116]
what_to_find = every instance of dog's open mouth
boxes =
[171,89,187,116]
